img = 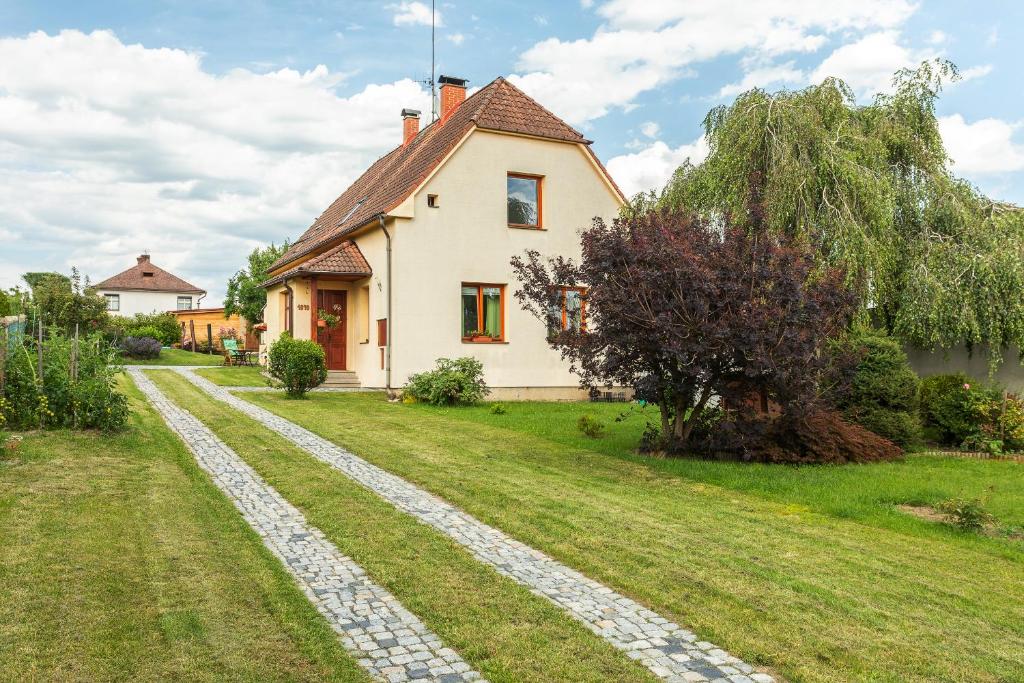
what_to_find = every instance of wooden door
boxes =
[317,290,347,370]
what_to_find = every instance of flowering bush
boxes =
[920,373,1024,453]
[120,336,162,360]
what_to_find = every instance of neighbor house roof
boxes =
[94,255,205,294]
[268,76,621,274]
[262,240,371,287]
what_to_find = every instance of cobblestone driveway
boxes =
[173,368,773,683]
[128,369,482,683]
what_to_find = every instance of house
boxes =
[172,307,258,351]
[94,255,206,317]
[261,75,625,399]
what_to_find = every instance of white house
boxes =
[261,75,625,399]
[94,254,206,317]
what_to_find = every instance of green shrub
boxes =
[267,334,326,398]
[404,357,489,406]
[936,497,995,532]
[919,373,975,444]
[830,328,921,447]
[109,312,181,346]
[490,403,507,415]
[576,414,605,438]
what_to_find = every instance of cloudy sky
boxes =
[1,1,1022,301]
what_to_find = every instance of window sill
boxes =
[508,224,545,231]
[461,339,509,345]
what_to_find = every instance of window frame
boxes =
[461,282,506,342]
[506,172,543,229]
[176,296,193,311]
[549,286,587,335]
[104,293,120,311]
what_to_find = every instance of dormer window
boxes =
[507,173,542,229]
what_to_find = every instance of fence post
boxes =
[0,326,7,397]
[189,320,196,352]
[206,324,213,354]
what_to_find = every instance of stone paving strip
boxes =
[126,369,482,683]
[174,367,774,683]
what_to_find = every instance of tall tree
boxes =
[224,242,289,329]
[635,60,1024,369]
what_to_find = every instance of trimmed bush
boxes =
[120,336,162,360]
[267,334,326,398]
[830,328,922,447]
[404,357,488,406]
[109,312,181,346]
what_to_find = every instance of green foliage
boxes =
[404,357,489,406]
[920,373,979,445]
[1,332,129,432]
[26,268,108,335]
[489,403,507,415]
[0,288,28,317]
[936,497,995,532]
[576,414,605,439]
[640,60,1024,371]
[224,242,289,330]
[109,312,181,346]
[267,334,326,398]
[831,328,922,447]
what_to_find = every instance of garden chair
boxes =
[222,338,255,366]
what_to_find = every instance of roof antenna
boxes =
[419,0,438,121]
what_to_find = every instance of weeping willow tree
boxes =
[633,60,1024,369]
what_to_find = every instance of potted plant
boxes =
[465,329,493,342]
[317,309,341,329]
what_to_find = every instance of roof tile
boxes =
[94,257,204,293]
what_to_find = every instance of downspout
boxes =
[195,292,207,309]
[282,279,294,336]
[378,215,392,392]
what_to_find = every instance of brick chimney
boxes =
[137,254,150,264]
[401,108,421,146]
[439,75,467,121]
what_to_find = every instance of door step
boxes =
[322,370,361,388]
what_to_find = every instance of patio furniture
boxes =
[222,338,256,366]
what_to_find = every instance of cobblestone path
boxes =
[174,368,773,683]
[127,369,483,683]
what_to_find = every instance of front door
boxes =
[317,289,347,370]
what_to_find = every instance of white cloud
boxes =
[809,30,928,97]
[509,0,916,124]
[0,30,430,295]
[928,30,946,45]
[606,136,710,197]
[718,62,804,98]
[959,64,993,82]
[446,32,465,46]
[640,121,660,138]
[939,114,1024,175]
[390,2,441,28]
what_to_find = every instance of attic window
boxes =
[142,271,155,277]
[338,196,368,226]
[427,194,438,208]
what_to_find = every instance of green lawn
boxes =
[194,365,270,387]
[242,391,1024,683]
[412,401,1024,540]
[148,370,654,683]
[0,376,366,681]
[120,348,225,366]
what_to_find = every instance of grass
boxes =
[242,391,1024,683]
[194,365,270,387]
[0,375,367,681]
[413,401,1024,539]
[120,348,225,366]
[147,370,654,683]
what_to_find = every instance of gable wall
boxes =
[386,129,622,392]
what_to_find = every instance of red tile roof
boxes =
[261,240,371,287]
[94,256,204,293]
[269,76,621,274]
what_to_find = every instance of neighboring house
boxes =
[94,255,206,317]
[261,75,625,399]
[172,307,258,350]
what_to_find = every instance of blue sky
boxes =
[1,1,1022,299]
